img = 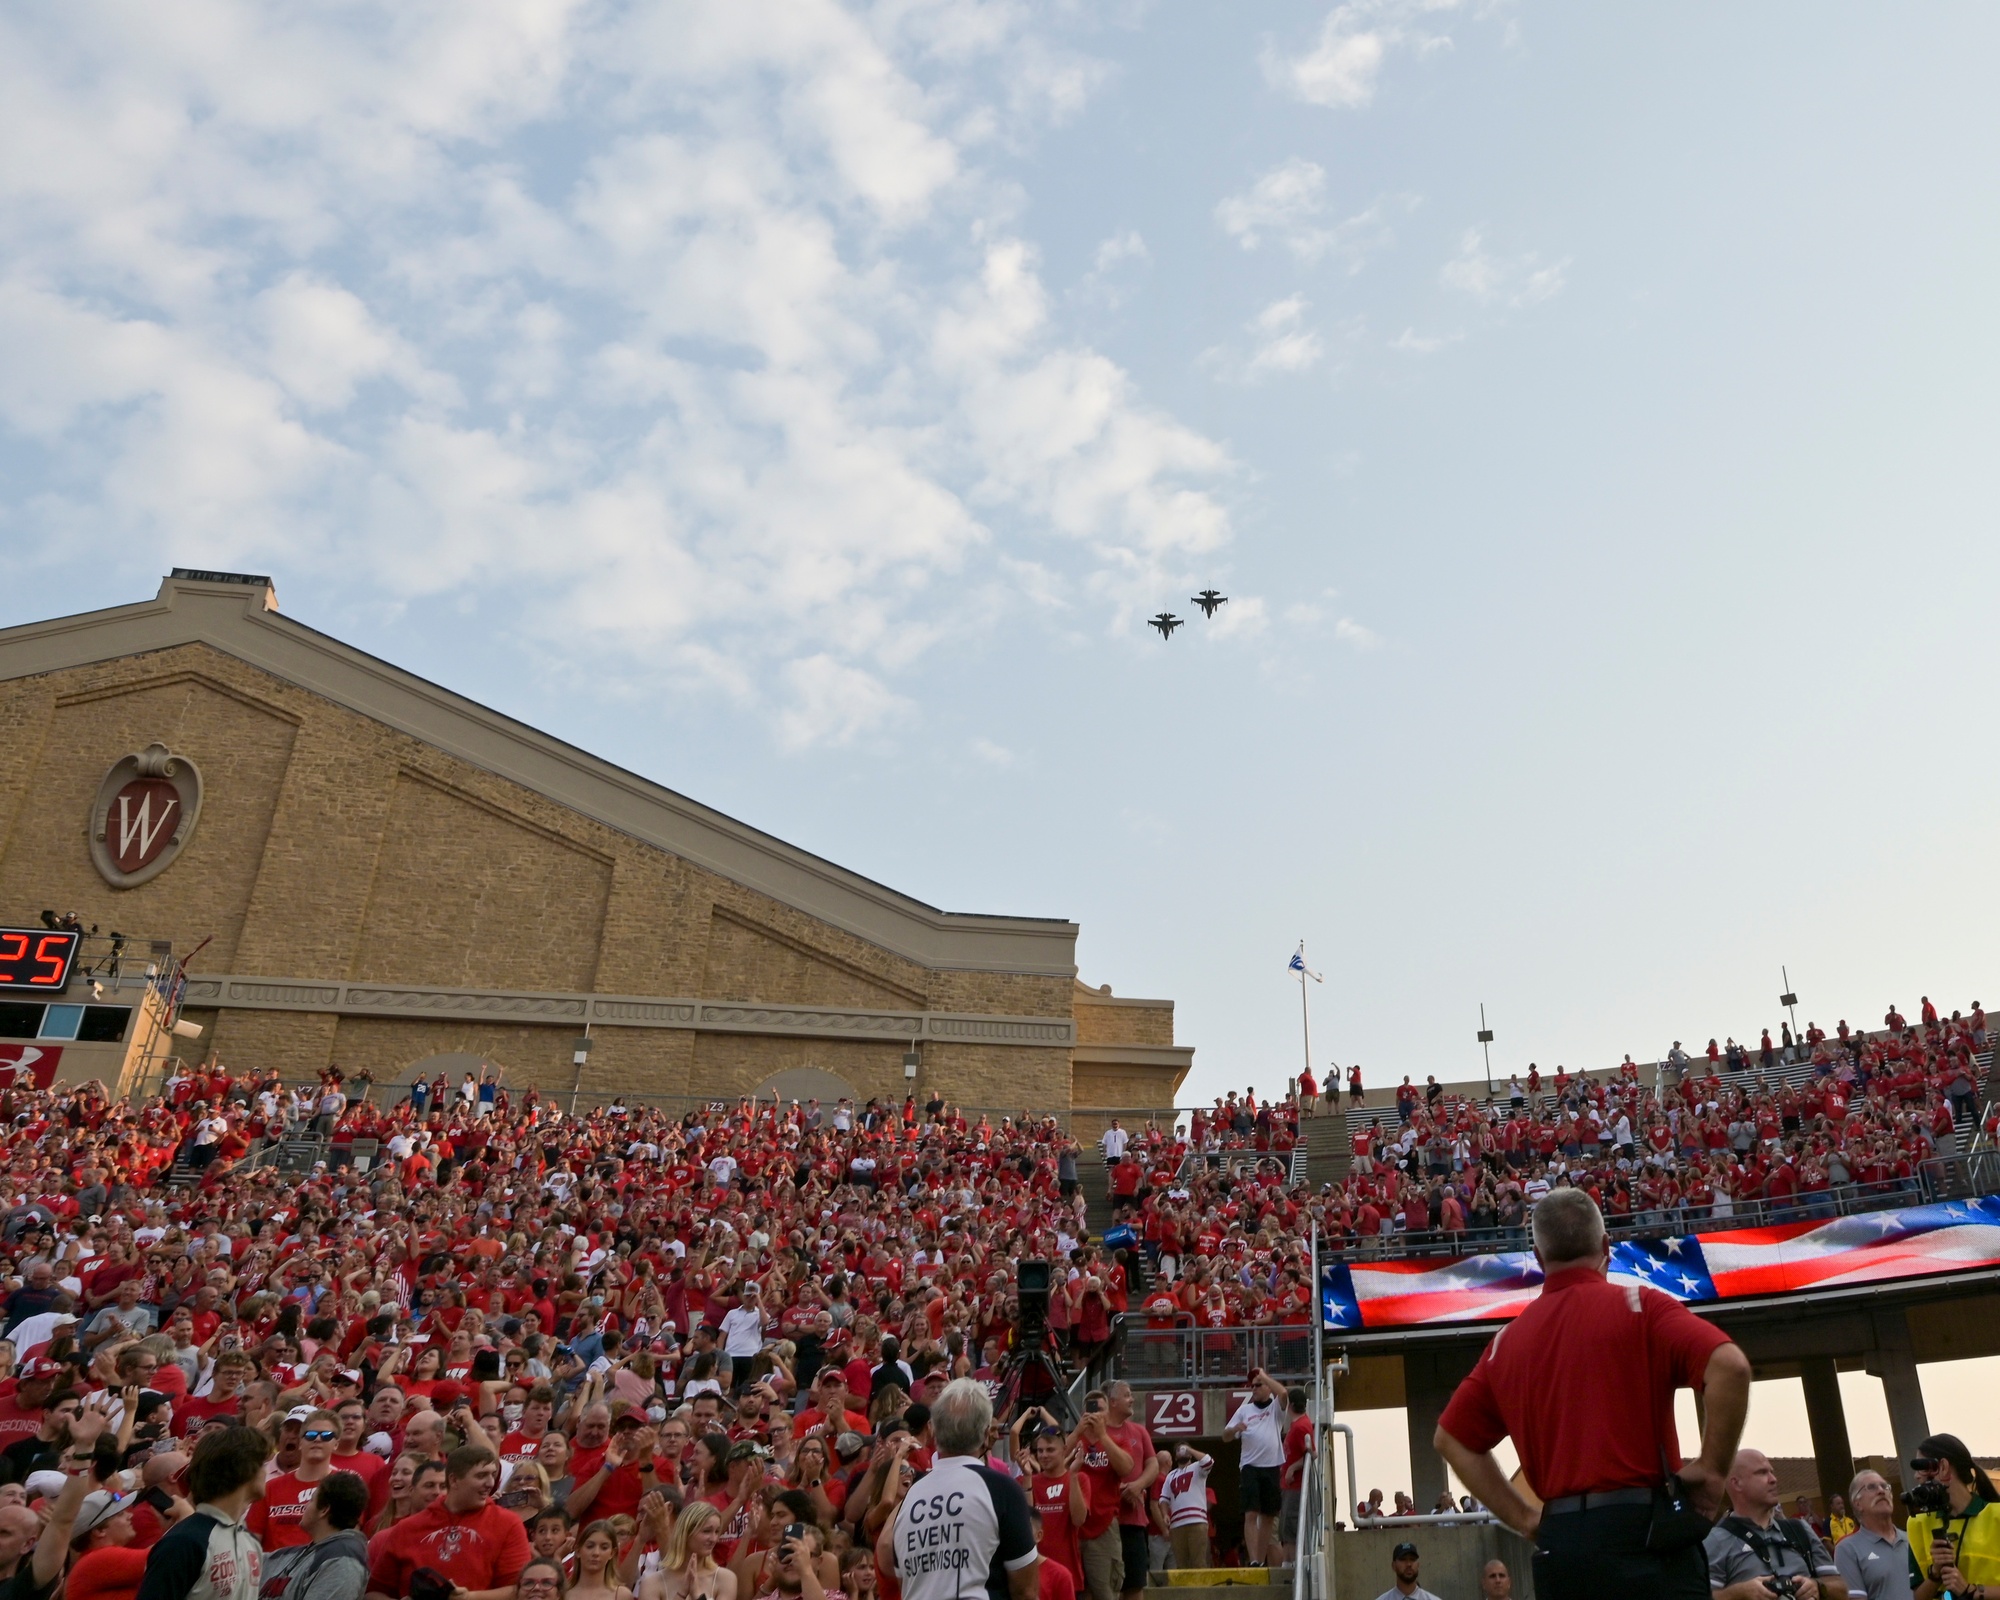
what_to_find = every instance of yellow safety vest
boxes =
[1908,1497,2000,1587]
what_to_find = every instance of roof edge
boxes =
[0,576,1079,977]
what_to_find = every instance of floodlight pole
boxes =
[1477,1004,1495,1100]
[1780,967,1800,1047]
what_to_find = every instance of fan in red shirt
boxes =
[330,1399,391,1521]
[1024,1423,1090,1585]
[248,1408,340,1551]
[367,1445,530,1600]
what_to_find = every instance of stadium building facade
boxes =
[0,571,1192,1116]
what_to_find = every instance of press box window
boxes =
[0,1004,41,1040]
[38,1005,82,1041]
[79,1007,131,1043]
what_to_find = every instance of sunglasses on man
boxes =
[302,1429,337,1442]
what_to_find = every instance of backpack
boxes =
[260,1531,370,1600]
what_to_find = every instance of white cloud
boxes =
[0,0,1234,751]
[1390,325,1461,354]
[1440,228,1571,308]
[969,736,1015,766]
[1214,160,1407,267]
[1203,296,1337,383]
[1265,1,1467,111]
[777,654,914,750]
[1245,296,1324,375]
[1334,616,1382,650]
[1093,230,1149,275]
[1077,230,1150,308]
[1205,594,1267,638]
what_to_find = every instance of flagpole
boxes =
[1299,939,1312,1097]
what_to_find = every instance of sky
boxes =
[4,0,2000,1498]
[6,3,2000,1112]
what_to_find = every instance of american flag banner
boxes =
[1322,1194,2000,1330]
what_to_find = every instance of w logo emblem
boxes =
[89,744,203,887]
[113,782,179,870]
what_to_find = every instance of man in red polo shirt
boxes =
[1433,1188,1752,1600]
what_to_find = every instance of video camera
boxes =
[1905,1478,1954,1520]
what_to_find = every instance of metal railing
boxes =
[1345,1046,1994,1132]
[1293,1437,1317,1600]
[1109,1316,1316,1388]
[1324,1149,2000,1263]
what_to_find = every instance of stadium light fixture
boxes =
[1476,1004,1495,1099]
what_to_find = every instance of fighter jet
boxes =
[1148,612,1184,639]
[1192,590,1228,619]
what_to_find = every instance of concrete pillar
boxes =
[1403,1347,1478,1513]
[1867,1309,1931,1490]
[1798,1357,1854,1512]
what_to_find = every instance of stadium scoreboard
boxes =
[0,930,80,992]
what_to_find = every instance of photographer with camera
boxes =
[1704,1450,1847,1600]
[1905,1434,2000,1600]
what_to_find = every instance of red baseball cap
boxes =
[20,1359,64,1381]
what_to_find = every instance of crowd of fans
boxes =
[0,1067,1328,1600]
[1310,1004,1997,1253]
[0,990,1980,1600]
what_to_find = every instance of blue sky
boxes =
[4,3,2000,1112]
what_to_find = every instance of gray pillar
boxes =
[1867,1309,1931,1490]
[1404,1347,1477,1514]
[1798,1357,1854,1513]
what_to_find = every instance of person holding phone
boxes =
[754,1524,828,1600]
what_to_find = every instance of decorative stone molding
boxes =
[88,743,203,888]
[925,1016,1072,1043]
[178,975,1076,1047]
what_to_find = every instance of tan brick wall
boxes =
[351,771,614,992]
[1071,1063,1184,1108]
[1073,989,1176,1047]
[0,643,1097,1106]
[701,910,925,1010]
[0,670,301,968]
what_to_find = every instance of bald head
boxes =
[0,1503,38,1570]
[1727,1449,1780,1517]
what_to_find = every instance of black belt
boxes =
[1542,1487,1655,1515]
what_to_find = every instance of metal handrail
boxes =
[1293,1439,1315,1600]
[1109,1320,1316,1387]
[1353,1511,1499,1527]
[1324,1422,1356,1534]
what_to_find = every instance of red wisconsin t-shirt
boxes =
[0,1397,43,1447]
[246,1469,327,1550]
[1031,1472,1087,1583]
[367,1498,531,1597]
